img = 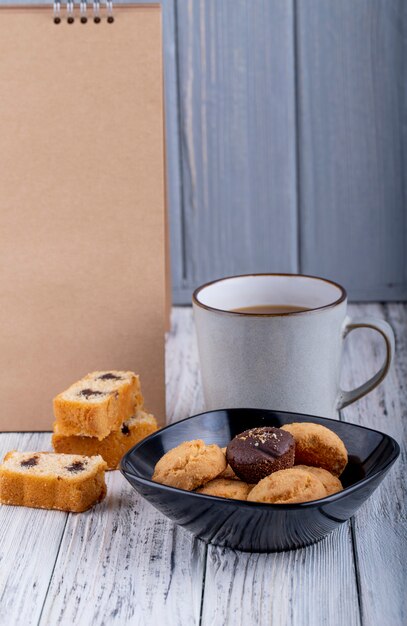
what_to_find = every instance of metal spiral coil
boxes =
[80,0,87,24]
[52,1,114,24]
[66,0,74,24]
[53,1,61,24]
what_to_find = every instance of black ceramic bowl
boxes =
[120,408,399,552]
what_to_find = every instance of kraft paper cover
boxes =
[0,5,167,429]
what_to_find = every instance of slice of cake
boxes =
[0,451,107,513]
[52,410,158,469]
[53,371,143,440]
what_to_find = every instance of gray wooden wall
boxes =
[163,0,406,303]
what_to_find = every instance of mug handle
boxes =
[337,316,395,410]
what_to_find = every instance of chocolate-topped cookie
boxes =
[226,427,295,483]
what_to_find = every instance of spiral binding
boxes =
[66,0,74,23]
[53,1,114,24]
[106,1,114,23]
[80,0,87,23]
[53,1,61,23]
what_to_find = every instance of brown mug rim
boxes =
[192,273,347,317]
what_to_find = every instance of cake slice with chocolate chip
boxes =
[53,371,143,439]
[52,409,157,469]
[0,451,107,512]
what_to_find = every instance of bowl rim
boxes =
[120,408,400,510]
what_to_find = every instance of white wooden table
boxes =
[0,304,405,626]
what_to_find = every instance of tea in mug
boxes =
[231,304,310,314]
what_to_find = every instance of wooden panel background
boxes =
[296,0,406,301]
[164,0,406,303]
[173,0,298,303]
[4,0,405,302]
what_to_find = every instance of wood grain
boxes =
[341,303,406,626]
[174,0,298,300]
[0,432,67,626]
[198,306,364,626]
[170,0,406,303]
[296,1,406,300]
[162,0,185,302]
[39,308,207,626]
[201,524,360,626]
[1,305,405,624]
[166,307,204,422]
[39,471,206,626]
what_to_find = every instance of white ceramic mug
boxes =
[192,274,395,418]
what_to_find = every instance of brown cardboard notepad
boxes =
[0,4,168,429]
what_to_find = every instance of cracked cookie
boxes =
[196,478,252,500]
[294,465,343,496]
[152,439,226,491]
[247,467,327,504]
[281,422,348,476]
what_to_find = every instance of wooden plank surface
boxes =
[174,0,298,300]
[166,306,204,421]
[341,303,406,626]
[39,472,206,626]
[161,0,185,304]
[0,305,405,625]
[170,0,406,303]
[296,0,406,300]
[39,309,207,626]
[0,432,67,626]
[201,523,361,626]
[164,307,364,626]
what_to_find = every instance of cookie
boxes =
[219,447,238,480]
[152,440,226,491]
[281,422,348,476]
[196,478,252,500]
[295,465,343,496]
[247,467,327,504]
[226,427,295,483]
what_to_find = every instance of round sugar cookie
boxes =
[196,478,252,500]
[281,422,348,476]
[152,439,226,491]
[295,465,343,496]
[247,467,327,504]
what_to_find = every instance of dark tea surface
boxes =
[231,304,310,314]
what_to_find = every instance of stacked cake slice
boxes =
[52,370,158,469]
[0,370,157,513]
